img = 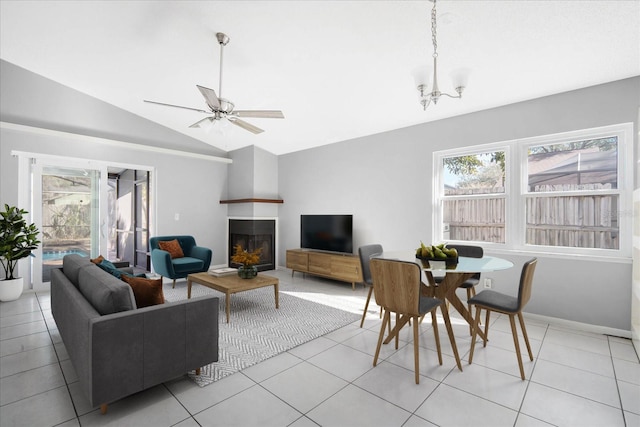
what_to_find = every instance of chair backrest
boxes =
[448,244,483,279]
[358,244,383,286]
[447,244,483,258]
[149,235,196,254]
[517,258,538,309]
[370,258,422,316]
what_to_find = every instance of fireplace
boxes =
[228,219,276,271]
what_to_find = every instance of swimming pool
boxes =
[42,249,89,262]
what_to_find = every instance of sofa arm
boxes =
[150,249,175,277]
[88,295,219,407]
[190,245,212,271]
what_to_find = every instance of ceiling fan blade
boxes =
[196,85,221,110]
[144,100,210,114]
[229,118,264,134]
[189,116,215,129]
[233,110,285,119]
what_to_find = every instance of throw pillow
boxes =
[96,259,124,279]
[90,255,105,265]
[121,275,165,308]
[158,239,184,259]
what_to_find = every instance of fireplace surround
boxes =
[228,219,276,271]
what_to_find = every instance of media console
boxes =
[286,249,363,290]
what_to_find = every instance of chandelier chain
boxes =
[431,0,438,58]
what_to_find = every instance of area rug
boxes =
[163,282,361,387]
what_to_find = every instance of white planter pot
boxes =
[0,277,24,302]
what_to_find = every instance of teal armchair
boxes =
[150,235,212,288]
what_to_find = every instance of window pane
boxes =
[526,194,619,249]
[443,151,505,195]
[527,137,617,192]
[443,198,505,243]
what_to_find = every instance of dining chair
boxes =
[370,258,445,384]
[358,244,383,328]
[467,258,538,380]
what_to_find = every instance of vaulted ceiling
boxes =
[1,1,638,155]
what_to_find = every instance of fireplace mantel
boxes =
[220,198,283,204]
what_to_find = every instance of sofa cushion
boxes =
[78,266,137,315]
[121,275,165,308]
[62,254,93,288]
[158,239,184,259]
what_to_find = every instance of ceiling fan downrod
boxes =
[216,32,230,100]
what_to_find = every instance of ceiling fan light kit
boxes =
[417,0,466,111]
[144,32,284,135]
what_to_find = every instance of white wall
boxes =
[278,77,640,332]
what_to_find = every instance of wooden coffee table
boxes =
[187,272,279,323]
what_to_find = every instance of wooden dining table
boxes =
[374,251,514,371]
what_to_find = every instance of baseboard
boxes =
[524,312,631,339]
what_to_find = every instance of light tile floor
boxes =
[1,268,639,427]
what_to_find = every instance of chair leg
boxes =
[395,312,400,349]
[374,310,390,366]
[509,314,526,380]
[483,309,491,347]
[431,310,442,365]
[360,286,374,328]
[413,315,420,384]
[466,287,475,335]
[172,278,176,289]
[518,311,534,361]
[468,305,482,364]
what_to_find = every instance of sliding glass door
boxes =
[32,160,108,285]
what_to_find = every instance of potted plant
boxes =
[0,204,41,301]
[231,244,262,279]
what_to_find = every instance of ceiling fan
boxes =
[144,32,284,134]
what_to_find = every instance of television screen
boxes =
[300,214,353,254]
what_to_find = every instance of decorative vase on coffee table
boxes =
[237,265,258,279]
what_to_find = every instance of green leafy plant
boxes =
[0,204,41,280]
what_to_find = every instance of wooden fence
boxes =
[443,185,619,248]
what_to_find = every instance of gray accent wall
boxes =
[278,76,640,332]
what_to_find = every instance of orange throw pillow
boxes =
[121,275,165,308]
[90,255,105,264]
[158,239,184,259]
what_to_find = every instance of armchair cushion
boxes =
[172,257,205,274]
[157,239,184,259]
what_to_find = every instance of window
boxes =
[442,150,507,243]
[525,137,619,249]
[433,123,633,257]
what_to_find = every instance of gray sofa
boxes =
[51,254,219,413]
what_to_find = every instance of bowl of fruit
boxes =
[415,242,459,268]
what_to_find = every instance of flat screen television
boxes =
[300,214,353,254]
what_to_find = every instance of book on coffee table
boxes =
[208,267,238,277]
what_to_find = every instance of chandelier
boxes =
[417,0,465,110]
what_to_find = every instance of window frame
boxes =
[433,123,634,260]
